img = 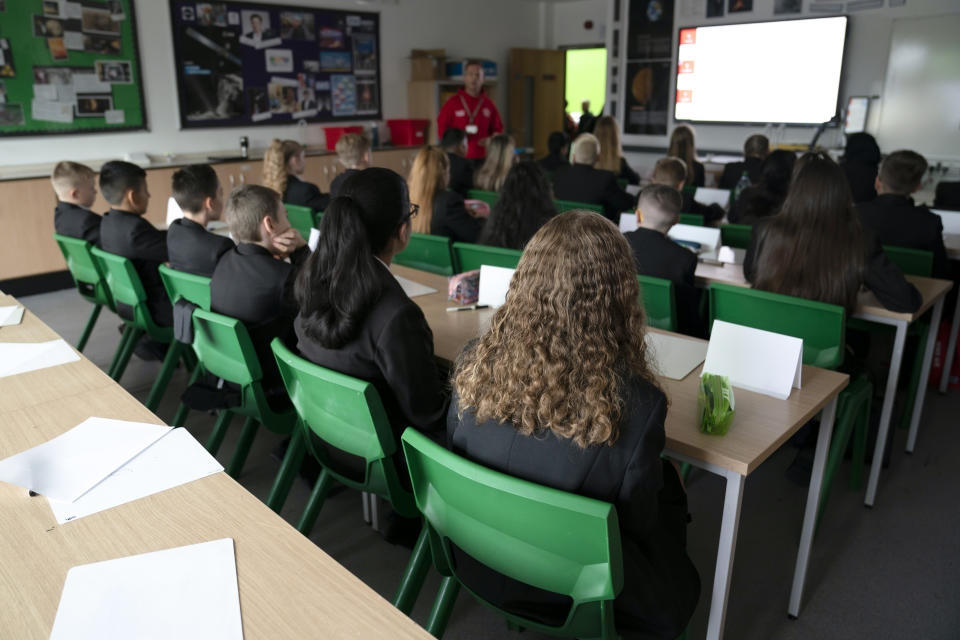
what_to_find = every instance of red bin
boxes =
[323,126,364,151]
[386,119,430,146]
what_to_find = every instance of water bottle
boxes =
[371,122,380,148]
[733,170,751,202]
[239,136,248,159]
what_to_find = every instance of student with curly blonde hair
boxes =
[472,134,515,192]
[262,139,329,211]
[449,210,700,639]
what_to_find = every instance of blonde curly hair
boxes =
[454,210,659,448]
[262,139,302,196]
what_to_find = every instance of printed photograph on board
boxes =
[75,93,113,117]
[279,12,315,41]
[624,60,670,135]
[96,60,132,83]
[196,3,228,27]
[352,33,376,75]
[330,74,356,117]
[356,78,377,114]
[0,103,25,126]
[181,26,244,121]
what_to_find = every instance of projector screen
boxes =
[674,16,847,125]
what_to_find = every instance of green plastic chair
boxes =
[466,189,500,209]
[720,224,752,249]
[269,339,432,614]
[709,283,872,521]
[452,242,523,273]
[678,213,704,226]
[681,185,696,198]
[882,245,933,277]
[90,247,190,413]
[394,233,456,276]
[400,429,624,639]
[554,199,604,216]
[637,275,677,332]
[53,234,114,353]
[284,203,319,239]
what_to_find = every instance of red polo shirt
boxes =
[437,88,503,159]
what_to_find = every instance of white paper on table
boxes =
[72,73,111,93]
[31,100,74,124]
[104,109,125,124]
[64,31,84,50]
[626,183,642,197]
[477,265,515,308]
[933,209,960,235]
[944,233,960,254]
[667,224,721,251]
[307,227,320,251]
[693,187,731,208]
[0,417,170,503]
[49,538,243,640]
[703,320,802,400]
[645,332,708,381]
[0,339,80,378]
[619,212,638,233]
[394,275,438,298]
[34,84,59,100]
[48,428,223,523]
[166,196,184,227]
[0,305,24,326]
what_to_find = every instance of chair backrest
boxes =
[466,189,500,209]
[678,213,704,226]
[882,245,933,277]
[401,429,623,638]
[709,282,845,369]
[616,177,628,190]
[271,339,414,511]
[637,275,677,332]
[720,224,753,249]
[554,199,604,216]
[452,242,523,273]
[158,264,212,310]
[284,203,317,239]
[191,308,262,385]
[53,234,113,308]
[393,233,456,276]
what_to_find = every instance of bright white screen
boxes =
[674,17,847,124]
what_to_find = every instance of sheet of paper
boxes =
[645,332,708,380]
[477,265,515,308]
[944,233,960,254]
[0,417,171,503]
[31,100,74,124]
[933,209,960,235]
[104,109,125,124]
[72,73,111,93]
[165,196,184,227]
[626,183,642,197]
[667,224,721,251]
[0,339,80,378]
[307,226,320,251]
[0,305,24,326]
[48,428,223,523]
[34,84,59,100]
[49,538,243,640]
[619,212,638,233]
[693,187,732,208]
[703,320,803,400]
[394,274,438,298]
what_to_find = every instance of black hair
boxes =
[172,164,218,213]
[99,160,146,205]
[759,150,797,199]
[843,132,881,167]
[295,168,408,348]
[547,131,569,156]
[440,128,466,150]
[478,162,557,250]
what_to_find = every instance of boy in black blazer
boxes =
[857,150,949,279]
[652,156,724,225]
[167,164,233,277]
[98,160,172,326]
[441,128,474,197]
[52,161,101,246]
[552,133,635,223]
[624,184,704,337]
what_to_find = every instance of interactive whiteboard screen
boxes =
[674,17,847,125]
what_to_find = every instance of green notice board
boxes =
[0,0,147,137]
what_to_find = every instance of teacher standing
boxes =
[437,61,503,161]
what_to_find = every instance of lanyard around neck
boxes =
[459,94,483,124]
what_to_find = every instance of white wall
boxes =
[548,0,608,48]
[0,0,542,167]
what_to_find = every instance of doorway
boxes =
[564,47,607,125]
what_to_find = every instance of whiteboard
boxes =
[877,15,960,160]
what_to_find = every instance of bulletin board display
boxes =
[0,0,147,137]
[168,0,381,129]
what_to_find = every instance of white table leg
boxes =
[706,469,745,640]
[361,491,371,524]
[907,298,945,452]
[788,397,837,618]
[865,320,908,507]
[938,290,960,394]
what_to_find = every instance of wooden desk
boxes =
[0,293,431,640]
[391,265,849,640]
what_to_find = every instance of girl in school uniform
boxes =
[667,124,705,189]
[476,161,557,250]
[449,210,700,639]
[262,139,330,211]
[473,134,516,192]
[594,115,641,185]
[408,146,486,243]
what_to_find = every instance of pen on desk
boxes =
[446,304,490,312]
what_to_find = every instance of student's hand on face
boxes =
[270,226,305,258]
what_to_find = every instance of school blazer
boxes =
[447,153,475,197]
[537,153,569,174]
[718,157,763,190]
[295,260,447,438]
[283,175,330,212]
[447,377,700,638]
[54,201,101,246]
[430,190,485,244]
[167,218,234,277]
[727,185,784,224]
[99,208,171,326]
[857,194,950,279]
[552,163,636,223]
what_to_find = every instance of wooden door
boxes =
[509,49,565,158]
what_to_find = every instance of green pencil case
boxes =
[698,373,735,435]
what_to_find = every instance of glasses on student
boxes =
[400,203,419,226]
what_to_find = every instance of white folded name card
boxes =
[477,265,516,308]
[619,212,638,233]
[702,320,802,400]
[667,224,721,251]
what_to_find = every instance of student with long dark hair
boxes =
[294,168,447,438]
[744,152,921,313]
[728,150,797,224]
[477,162,557,250]
[840,132,881,204]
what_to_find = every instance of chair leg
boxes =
[110,327,143,381]
[425,576,461,638]
[106,324,132,378]
[170,366,203,427]
[850,396,871,490]
[265,426,306,513]
[392,526,432,614]
[76,303,102,353]
[181,346,198,372]
[206,410,234,456]
[225,417,260,478]
[296,469,337,536]
[145,342,184,412]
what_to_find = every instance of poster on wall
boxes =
[624,0,674,135]
[169,0,381,129]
